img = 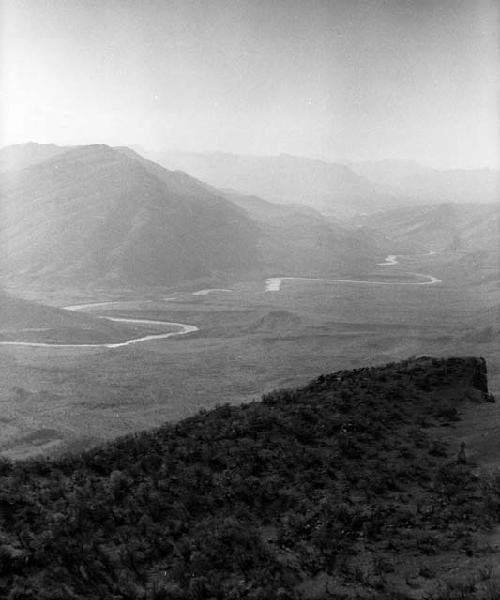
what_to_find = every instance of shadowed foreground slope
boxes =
[1,357,499,599]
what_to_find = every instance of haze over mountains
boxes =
[0,142,67,173]
[0,144,260,288]
[143,148,499,281]
[1,142,498,294]
[144,150,395,217]
[346,159,500,206]
[221,191,377,276]
[144,150,499,217]
[2,0,500,595]
[0,143,379,290]
[1,142,499,595]
[362,202,500,254]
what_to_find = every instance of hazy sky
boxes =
[1,0,498,168]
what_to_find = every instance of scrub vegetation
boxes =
[1,357,499,599]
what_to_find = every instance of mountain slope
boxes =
[160,150,499,216]
[361,202,500,253]
[0,144,381,289]
[0,292,137,344]
[0,142,68,172]
[0,357,497,599]
[145,150,398,217]
[347,159,500,205]
[0,144,259,287]
[223,191,379,275]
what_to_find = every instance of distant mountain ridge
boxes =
[143,150,499,217]
[345,159,499,205]
[221,190,377,275]
[362,202,500,253]
[144,150,399,217]
[0,143,379,289]
[0,142,68,172]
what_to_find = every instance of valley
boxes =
[2,4,499,597]
[0,145,498,462]
[1,249,498,460]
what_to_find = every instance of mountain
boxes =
[152,151,498,217]
[221,191,379,275]
[0,356,496,599]
[358,202,500,285]
[0,144,380,289]
[118,149,382,274]
[347,159,500,205]
[144,150,398,217]
[0,142,67,172]
[343,159,432,189]
[362,202,500,253]
[0,144,259,288]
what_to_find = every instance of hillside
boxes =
[144,150,398,217]
[0,144,259,288]
[0,142,67,173]
[0,292,99,330]
[360,203,500,254]
[0,292,141,345]
[0,144,379,290]
[223,191,378,275]
[1,357,499,599]
[148,152,499,217]
[345,160,500,206]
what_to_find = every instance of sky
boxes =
[1,0,498,169]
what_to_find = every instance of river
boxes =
[0,311,199,349]
[265,252,440,291]
[1,252,438,348]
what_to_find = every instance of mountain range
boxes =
[0,142,66,173]
[1,143,497,291]
[143,150,396,217]
[346,159,500,205]
[0,144,379,290]
[1,144,267,288]
[220,190,376,276]
[361,202,500,253]
[142,150,499,217]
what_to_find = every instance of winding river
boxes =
[377,249,436,267]
[1,251,438,348]
[0,307,199,349]
[265,251,440,292]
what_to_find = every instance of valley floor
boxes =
[0,250,498,459]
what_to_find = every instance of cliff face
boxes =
[0,357,498,600]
